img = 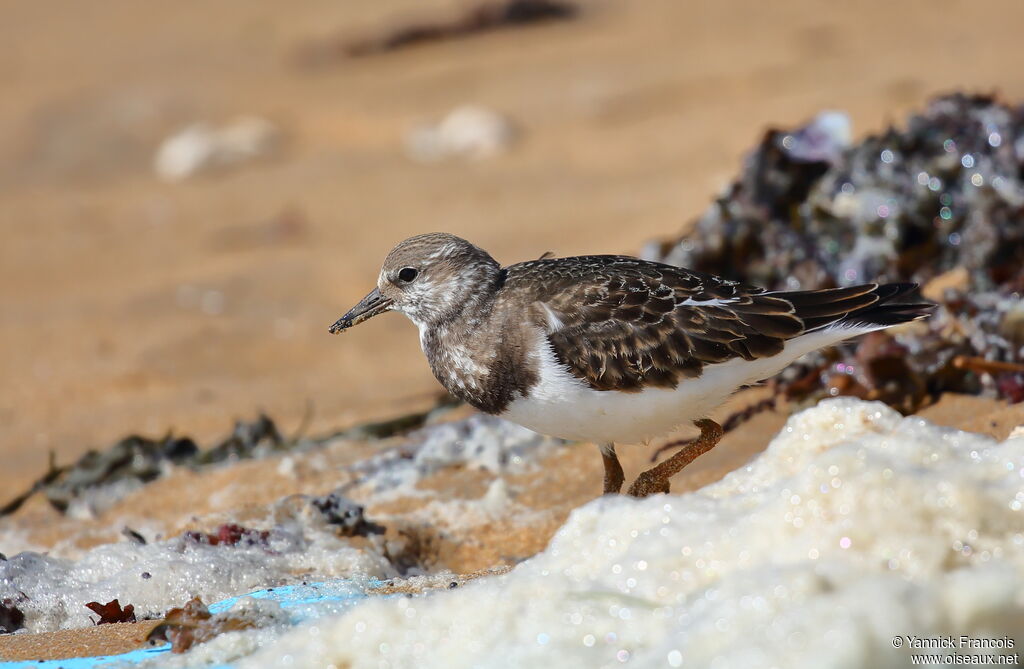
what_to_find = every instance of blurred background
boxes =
[3,0,1024,492]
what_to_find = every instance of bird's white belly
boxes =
[500,327,868,445]
[500,374,731,445]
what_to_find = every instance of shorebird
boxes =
[330,233,931,497]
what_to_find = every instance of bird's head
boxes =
[330,233,500,334]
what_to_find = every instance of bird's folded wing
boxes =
[511,257,812,392]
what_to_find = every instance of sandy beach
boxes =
[4,0,1024,490]
[3,1,1024,666]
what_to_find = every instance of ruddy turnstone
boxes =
[330,233,931,497]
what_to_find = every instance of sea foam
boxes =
[239,399,1024,668]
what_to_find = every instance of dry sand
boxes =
[4,0,1024,491]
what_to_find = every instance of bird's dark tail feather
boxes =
[774,282,934,332]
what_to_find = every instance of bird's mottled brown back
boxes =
[501,256,890,393]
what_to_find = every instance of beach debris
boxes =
[295,0,576,65]
[272,490,386,539]
[195,413,284,465]
[44,434,199,513]
[0,598,26,633]
[147,597,246,653]
[654,94,1024,289]
[651,93,1024,412]
[122,526,148,545]
[147,595,292,653]
[85,598,137,625]
[153,116,280,181]
[0,451,65,517]
[183,524,272,549]
[315,392,460,443]
[3,397,461,520]
[309,491,385,537]
[405,105,517,162]
[0,415,291,518]
[780,110,852,164]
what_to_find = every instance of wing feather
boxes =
[503,256,927,392]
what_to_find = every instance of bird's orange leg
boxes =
[627,419,724,497]
[599,443,625,495]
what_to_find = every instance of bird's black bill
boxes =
[329,288,393,334]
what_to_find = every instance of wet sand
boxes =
[0,621,161,662]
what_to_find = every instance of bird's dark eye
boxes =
[398,267,418,283]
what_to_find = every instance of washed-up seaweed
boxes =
[147,595,292,653]
[85,598,136,625]
[0,597,26,634]
[312,392,461,443]
[0,452,65,517]
[182,523,272,549]
[40,414,280,513]
[193,413,283,465]
[652,93,1024,413]
[0,415,267,517]
[309,491,385,537]
[147,597,257,653]
[294,0,577,66]
[43,434,200,513]
[2,395,460,518]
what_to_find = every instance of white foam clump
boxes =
[241,399,1024,668]
[413,416,556,476]
[355,414,560,496]
[0,524,391,633]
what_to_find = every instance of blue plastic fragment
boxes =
[0,579,376,669]
[207,579,370,622]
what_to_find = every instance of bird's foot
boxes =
[626,418,724,498]
[626,471,670,497]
